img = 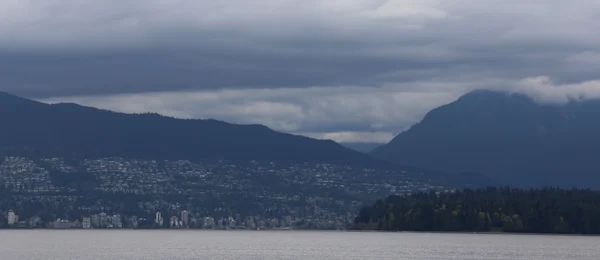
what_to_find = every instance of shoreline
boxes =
[1,228,599,237]
[346,229,600,237]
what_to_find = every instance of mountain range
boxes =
[7,89,599,188]
[0,91,379,165]
[372,90,600,188]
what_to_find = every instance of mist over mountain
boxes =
[339,143,381,154]
[372,90,600,188]
[0,91,382,165]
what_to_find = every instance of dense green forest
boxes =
[355,187,600,234]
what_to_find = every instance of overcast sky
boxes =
[3,0,600,143]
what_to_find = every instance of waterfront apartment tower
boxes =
[7,210,17,226]
[155,212,164,226]
[181,210,190,227]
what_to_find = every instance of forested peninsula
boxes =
[355,187,600,234]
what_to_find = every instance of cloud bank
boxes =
[41,83,463,143]
[2,0,600,142]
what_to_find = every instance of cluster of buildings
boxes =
[1,156,441,203]
[76,158,438,197]
[2,156,439,197]
[0,156,445,230]
[3,209,318,230]
[4,209,43,228]
[51,214,124,229]
[0,157,58,193]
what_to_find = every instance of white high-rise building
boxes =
[7,210,17,226]
[82,217,92,229]
[228,216,236,228]
[99,212,108,228]
[155,212,164,226]
[111,215,122,228]
[91,214,101,228]
[181,210,190,227]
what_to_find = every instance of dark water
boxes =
[1,230,599,259]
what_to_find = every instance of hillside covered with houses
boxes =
[0,156,444,229]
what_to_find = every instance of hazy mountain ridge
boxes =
[0,91,382,165]
[0,91,493,188]
[371,90,600,188]
[339,143,381,153]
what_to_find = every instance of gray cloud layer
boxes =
[3,0,600,142]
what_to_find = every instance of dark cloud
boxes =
[2,0,600,142]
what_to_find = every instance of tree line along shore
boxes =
[354,187,600,234]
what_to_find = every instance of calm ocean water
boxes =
[1,230,599,259]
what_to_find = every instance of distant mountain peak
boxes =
[372,90,600,188]
[462,88,501,96]
[457,89,533,103]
